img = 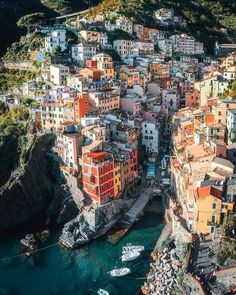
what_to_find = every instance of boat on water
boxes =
[110,268,131,277]
[122,244,144,253]
[97,289,109,295]
[121,251,141,262]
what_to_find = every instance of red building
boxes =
[75,93,90,121]
[86,60,97,68]
[82,151,115,204]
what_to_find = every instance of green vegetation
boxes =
[107,29,133,43]
[3,31,45,62]
[17,12,47,32]
[22,98,40,108]
[0,69,37,93]
[0,103,31,186]
[0,0,99,56]
[221,81,236,99]
[99,49,121,62]
[88,0,236,54]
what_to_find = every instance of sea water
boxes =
[0,214,164,295]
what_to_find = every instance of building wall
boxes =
[196,195,222,234]
[114,162,121,197]
[82,152,115,204]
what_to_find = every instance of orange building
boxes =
[195,186,234,234]
[119,65,140,88]
[185,89,200,108]
[150,63,170,78]
[92,53,115,80]
[79,67,102,81]
[82,151,115,204]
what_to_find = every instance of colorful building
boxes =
[82,151,115,204]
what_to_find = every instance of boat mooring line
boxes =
[0,242,59,261]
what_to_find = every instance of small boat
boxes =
[97,289,109,295]
[122,244,144,253]
[121,251,141,262]
[110,267,131,277]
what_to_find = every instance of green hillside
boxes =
[1,0,236,56]
[87,0,236,53]
[0,0,99,56]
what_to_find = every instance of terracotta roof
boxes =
[197,186,222,199]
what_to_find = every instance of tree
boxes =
[107,29,133,43]
[17,13,47,33]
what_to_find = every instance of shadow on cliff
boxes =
[0,133,79,234]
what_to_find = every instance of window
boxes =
[212,215,216,223]
[212,203,216,209]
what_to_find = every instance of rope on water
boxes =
[0,242,59,261]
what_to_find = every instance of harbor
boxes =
[107,188,163,244]
[0,214,164,295]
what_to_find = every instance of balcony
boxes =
[207,220,217,226]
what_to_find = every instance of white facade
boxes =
[162,89,180,111]
[71,43,97,66]
[63,134,79,169]
[134,41,155,55]
[227,110,236,144]
[157,39,173,56]
[142,121,160,154]
[154,9,174,24]
[223,69,236,81]
[170,34,204,55]
[45,29,67,53]
[113,40,135,59]
[115,16,133,34]
[100,33,108,47]
[105,21,117,32]
[50,65,69,86]
[66,75,86,92]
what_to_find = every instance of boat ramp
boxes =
[107,190,154,244]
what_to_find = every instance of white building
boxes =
[45,29,67,53]
[227,109,236,144]
[116,16,133,34]
[157,39,173,56]
[154,8,174,24]
[113,40,135,59]
[134,41,155,55]
[66,74,87,92]
[105,20,117,32]
[142,121,160,154]
[223,67,236,81]
[62,132,81,169]
[50,65,69,86]
[170,34,204,55]
[71,43,97,66]
[162,89,180,111]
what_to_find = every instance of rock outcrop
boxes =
[0,134,56,231]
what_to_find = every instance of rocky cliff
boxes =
[0,132,83,232]
[0,134,56,231]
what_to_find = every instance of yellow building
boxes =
[114,161,121,197]
[150,63,170,78]
[92,53,115,80]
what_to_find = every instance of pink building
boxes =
[121,93,141,114]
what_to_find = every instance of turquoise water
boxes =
[0,214,164,295]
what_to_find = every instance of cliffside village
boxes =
[2,8,236,293]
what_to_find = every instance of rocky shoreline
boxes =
[141,245,183,295]
[60,198,134,248]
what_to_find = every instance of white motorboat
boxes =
[121,251,141,262]
[97,289,109,295]
[122,245,144,253]
[110,267,131,277]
